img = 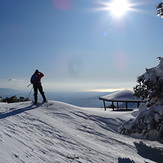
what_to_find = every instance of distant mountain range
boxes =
[0,88,28,98]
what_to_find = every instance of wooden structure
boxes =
[99,89,143,111]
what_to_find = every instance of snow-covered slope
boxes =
[0,101,162,163]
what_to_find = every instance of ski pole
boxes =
[27,83,32,87]
[27,87,33,99]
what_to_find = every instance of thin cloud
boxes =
[8,78,24,82]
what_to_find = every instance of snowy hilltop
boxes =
[0,101,162,163]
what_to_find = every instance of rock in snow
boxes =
[0,101,162,163]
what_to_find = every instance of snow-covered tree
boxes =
[134,57,163,107]
[118,57,163,140]
[156,2,163,18]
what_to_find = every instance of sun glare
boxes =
[109,0,130,17]
[93,0,143,19]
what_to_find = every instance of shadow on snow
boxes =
[134,141,163,163]
[0,104,37,119]
[118,157,135,163]
[71,111,121,133]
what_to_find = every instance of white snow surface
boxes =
[100,89,141,102]
[0,101,162,163]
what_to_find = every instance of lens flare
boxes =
[112,51,128,70]
[52,0,73,10]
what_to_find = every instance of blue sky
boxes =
[0,0,163,92]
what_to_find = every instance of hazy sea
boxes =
[45,91,111,108]
[0,88,111,108]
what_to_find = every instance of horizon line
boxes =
[86,88,133,92]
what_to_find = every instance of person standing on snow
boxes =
[30,69,47,104]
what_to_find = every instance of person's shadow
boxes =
[0,104,37,119]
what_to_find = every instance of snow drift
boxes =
[0,101,162,163]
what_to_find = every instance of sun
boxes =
[92,0,141,19]
[109,0,131,18]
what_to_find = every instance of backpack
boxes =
[30,74,39,84]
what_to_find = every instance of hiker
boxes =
[30,69,47,104]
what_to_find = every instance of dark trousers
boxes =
[33,84,46,103]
